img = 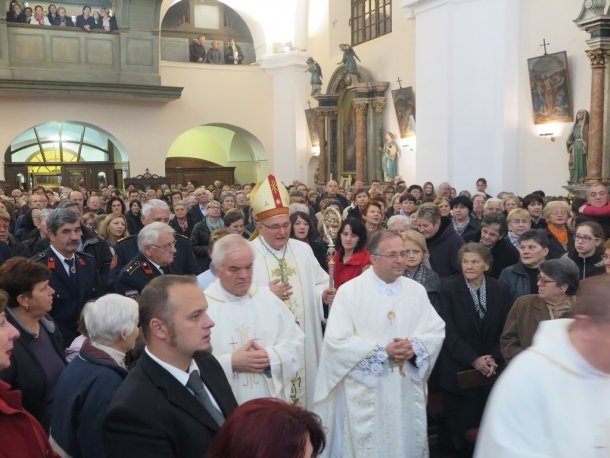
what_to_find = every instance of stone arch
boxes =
[165,123,268,185]
[326,64,373,95]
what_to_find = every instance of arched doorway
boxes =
[165,123,267,186]
[4,121,128,191]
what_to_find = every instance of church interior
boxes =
[0,0,606,196]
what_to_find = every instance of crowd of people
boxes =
[189,35,244,65]
[5,1,117,31]
[0,174,609,457]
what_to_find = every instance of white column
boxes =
[401,0,519,195]
[260,51,310,184]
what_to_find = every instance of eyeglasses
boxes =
[575,234,599,243]
[373,250,409,260]
[260,222,291,231]
[537,275,557,286]
[151,240,176,252]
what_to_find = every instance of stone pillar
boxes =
[372,98,386,182]
[316,110,327,184]
[327,111,339,181]
[585,48,606,183]
[260,51,309,184]
[354,101,368,182]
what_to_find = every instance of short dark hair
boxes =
[539,258,580,296]
[522,193,544,208]
[0,257,51,309]
[477,178,487,185]
[336,218,367,253]
[518,229,549,248]
[450,195,473,213]
[399,193,417,204]
[458,242,493,269]
[407,184,423,195]
[139,275,197,340]
[206,398,326,458]
[481,213,508,237]
[223,208,245,227]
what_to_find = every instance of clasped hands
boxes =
[231,340,270,373]
[472,354,498,378]
[385,337,414,363]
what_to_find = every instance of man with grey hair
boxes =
[31,208,100,342]
[115,222,177,298]
[387,214,411,232]
[438,181,452,198]
[205,234,304,404]
[111,199,199,284]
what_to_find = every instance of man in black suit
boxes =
[31,208,100,342]
[103,275,237,458]
[115,222,176,298]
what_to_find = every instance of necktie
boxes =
[186,370,225,426]
[64,258,79,289]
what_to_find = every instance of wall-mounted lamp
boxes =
[311,145,320,156]
[539,132,556,142]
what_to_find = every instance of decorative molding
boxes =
[354,102,368,115]
[586,48,608,66]
[0,79,183,102]
[574,0,607,24]
[373,99,385,113]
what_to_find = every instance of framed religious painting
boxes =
[391,86,416,138]
[304,108,320,148]
[527,51,573,124]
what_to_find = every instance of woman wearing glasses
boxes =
[436,243,511,454]
[400,230,441,310]
[543,200,574,259]
[567,221,605,279]
[501,257,580,362]
[190,200,224,272]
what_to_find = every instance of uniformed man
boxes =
[110,199,199,285]
[115,222,177,298]
[31,208,100,342]
[58,199,113,291]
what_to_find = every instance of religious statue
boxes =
[338,43,361,85]
[566,109,589,184]
[305,57,323,97]
[381,132,400,182]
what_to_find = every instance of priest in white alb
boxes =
[314,230,445,458]
[249,175,334,407]
[205,234,305,405]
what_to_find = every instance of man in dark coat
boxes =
[111,199,199,286]
[189,35,206,63]
[103,275,238,458]
[115,223,176,298]
[31,208,100,343]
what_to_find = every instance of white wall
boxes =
[0,63,274,184]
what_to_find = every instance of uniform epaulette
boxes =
[31,251,47,262]
[125,261,142,275]
[117,235,135,244]
[176,233,189,240]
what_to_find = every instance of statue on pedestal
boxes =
[566,109,589,184]
[338,44,361,85]
[381,132,400,182]
[305,57,323,97]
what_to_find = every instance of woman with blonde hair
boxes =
[433,196,451,217]
[401,229,441,309]
[98,213,129,252]
[543,200,573,259]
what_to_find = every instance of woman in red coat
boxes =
[331,218,371,289]
[0,289,58,458]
